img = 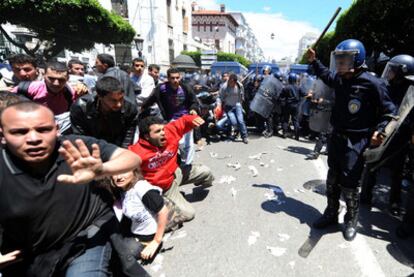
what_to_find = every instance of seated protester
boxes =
[0,54,40,91]
[0,102,148,276]
[111,170,169,261]
[129,115,214,222]
[95,54,136,104]
[70,76,138,148]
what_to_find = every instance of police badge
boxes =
[348,99,361,114]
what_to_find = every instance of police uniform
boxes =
[279,84,305,139]
[311,59,396,240]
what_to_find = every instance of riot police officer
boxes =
[361,54,414,216]
[307,39,396,241]
[279,73,304,140]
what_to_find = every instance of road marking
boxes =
[312,158,386,277]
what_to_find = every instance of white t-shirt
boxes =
[121,180,162,236]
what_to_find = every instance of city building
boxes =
[230,12,264,62]
[191,3,237,54]
[296,32,318,62]
[1,0,212,71]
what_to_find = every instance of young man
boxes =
[12,61,77,115]
[70,76,138,148]
[148,64,161,86]
[128,115,214,222]
[68,59,96,93]
[0,54,40,90]
[216,73,248,144]
[141,67,199,165]
[0,102,148,276]
[307,39,396,241]
[95,54,136,104]
[130,58,155,106]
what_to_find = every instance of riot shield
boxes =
[309,79,334,133]
[250,75,283,118]
[364,85,414,168]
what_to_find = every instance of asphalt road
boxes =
[144,135,414,277]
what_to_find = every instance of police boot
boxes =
[313,182,340,229]
[342,188,359,241]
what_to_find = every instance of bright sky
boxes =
[196,0,354,61]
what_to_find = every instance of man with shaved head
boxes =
[0,102,148,276]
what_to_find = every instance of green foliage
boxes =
[0,0,135,57]
[181,50,201,66]
[217,52,251,68]
[307,0,414,69]
[181,50,251,68]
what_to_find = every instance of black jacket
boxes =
[102,67,137,105]
[70,94,138,148]
[140,81,199,120]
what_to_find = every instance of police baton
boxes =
[313,7,342,49]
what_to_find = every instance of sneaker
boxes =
[242,137,249,144]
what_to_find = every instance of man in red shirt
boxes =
[129,114,214,221]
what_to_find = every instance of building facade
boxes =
[296,32,318,62]
[191,4,237,54]
[230,12,264,62]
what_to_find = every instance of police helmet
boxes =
[288,73,298,84]
[333,39,366,74]
[381,54,414,82]
[262,65,272,75]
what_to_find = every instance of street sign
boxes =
[201,49,217,70]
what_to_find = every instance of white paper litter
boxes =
[266,246,287,257]
[248,231,261,246]
[231,187,237,199]
[249,152,267,160]
[270,159,275,163]
[219,175,236,184]
[288,261,296,269]
[278,233,290,242]
[276,167,283,172]
[248,165,259,177]
[227,162,241,170]
[209,151,218,158]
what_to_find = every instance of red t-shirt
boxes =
[128,115,198,191]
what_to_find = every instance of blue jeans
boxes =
[225,103,248,138]
[66,241,112,277]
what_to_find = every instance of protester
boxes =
[0,102,148,276]
[70,76,138,148]
[128,115,214,222]
[0,54,40,90]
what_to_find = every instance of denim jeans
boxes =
[224,103,247,138]
[65,241,112,277]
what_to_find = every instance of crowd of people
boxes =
[0,36,414,276]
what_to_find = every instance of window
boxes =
[182,9,188,33]
[167,0,172,25]
[169,39,174,64]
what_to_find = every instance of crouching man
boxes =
[128,115,214,222]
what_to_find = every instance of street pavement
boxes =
[144,135,414,277]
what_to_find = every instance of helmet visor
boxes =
[333,51,356,75]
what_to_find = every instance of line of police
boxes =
[180,38,414,242]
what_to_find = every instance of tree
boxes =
[0,0,135,58]
[181,50,251,68]
[299,0,414,71]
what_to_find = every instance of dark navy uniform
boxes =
[311,60,396,189]
[279,84,305,139]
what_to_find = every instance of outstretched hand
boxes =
[192,116,205,127]
[0,250,21,267]
[57,139,104,184]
